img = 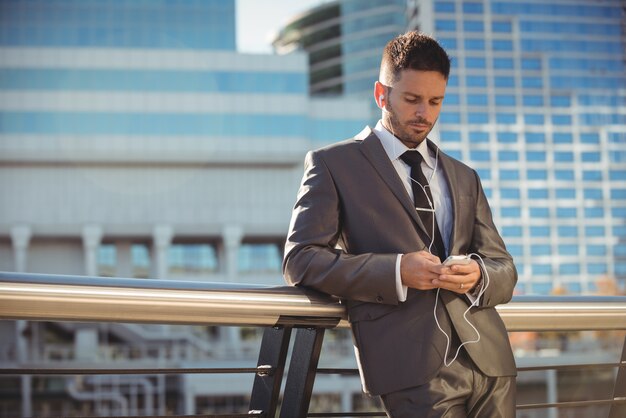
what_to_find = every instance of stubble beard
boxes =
[383,99,433,149]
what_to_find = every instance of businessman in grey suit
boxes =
[283,32,517,417]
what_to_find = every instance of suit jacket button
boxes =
[376,296,383,303]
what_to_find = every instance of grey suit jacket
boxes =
[283,127,517,396]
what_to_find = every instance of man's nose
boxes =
[414,102,426,116]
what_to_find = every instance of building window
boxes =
[492,21,512,33]
[97,244,117,277]
[527,169,547,180]
[522,58,542,70]
[238,242,282,273]
[169,243,218,276]
[559,245,578,255]
[493,58,514,69]
[464,20,484,32]
[469,131,489,142]
[584,207,604,218]
[463,2,484,13]
[526,151,546,162]
[558,226,578,237]
[496,113,516,124]
[501,188,520,199]
[502,207,521,217]
[560,264,580,275]
[464,38,485,50]
[554,152,574,162]
[467,94,488,105]
[436,20,456,31]
[524,114,545,125]
[555,188,576,198]
[583,171,603,181]
[530,226,550,237]
[525,132,545,143]
[500,169,520,180]
[584,188,603,199]
[585,226,605,237]
[465,57,487,68]
[466,75,487,87]
[528,188,549,199]
[131,243,151,278]
[529,207,550,217]
[532,264,552,275]
[523,95,543,106]
[553,133,573,144]
[502,226,523,237]
[555,171,575,182]
[556,207,577,218]
[495,94,516,106]
[470,150,490,161]
[531,245,551,256]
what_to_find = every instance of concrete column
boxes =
[221,225,244,355]
[221,224,243,281]
[152,225,173,279]
[11,225,32,417]
[116,241,132,278]
[10,225,32,273]
[75,326,99,362]
[82,225,103,276]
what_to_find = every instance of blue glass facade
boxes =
[0,0,237,50]
[428,0,626,294]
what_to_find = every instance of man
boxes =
[283,31,517,417]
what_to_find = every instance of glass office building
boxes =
[272,0,407,97]
[0,0,237,50]
[408,0,626,294]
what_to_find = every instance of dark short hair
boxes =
[380,31,451,83]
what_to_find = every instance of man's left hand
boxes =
[432,259,481,294]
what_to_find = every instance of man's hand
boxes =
[401,252,482,294]
[433,259,481,294]
[400,250,445,290]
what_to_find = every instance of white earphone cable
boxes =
[390,127,487,367]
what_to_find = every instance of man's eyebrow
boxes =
[401,92,445,100]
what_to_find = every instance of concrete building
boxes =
[0,0,369,415]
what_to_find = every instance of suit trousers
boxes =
[380,332,516,418]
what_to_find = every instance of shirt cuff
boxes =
[467,272,484,305]
[396,254,408,302]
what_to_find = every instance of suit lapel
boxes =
[358,130,429,236]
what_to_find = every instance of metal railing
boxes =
[1,271,625,418]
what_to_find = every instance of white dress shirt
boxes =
[373,121,453,302]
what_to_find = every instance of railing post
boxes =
[249,326,292,417]
[609,335,626,418]
[279,327,326,418]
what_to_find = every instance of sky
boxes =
[236,0,326,53]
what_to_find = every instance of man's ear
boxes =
[374,81,386,109]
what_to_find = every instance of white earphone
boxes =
[378,94,384,108]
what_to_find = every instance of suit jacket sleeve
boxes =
[469,169,518,308]
[283,150,399,305]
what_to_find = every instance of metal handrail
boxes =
[1,272,626,331]
[1,271,626,418]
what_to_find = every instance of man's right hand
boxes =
[400,250,444,290]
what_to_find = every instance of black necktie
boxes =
[400,151,447,260]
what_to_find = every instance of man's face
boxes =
[381,70,447,148]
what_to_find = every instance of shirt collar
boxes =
[373,120,435,169]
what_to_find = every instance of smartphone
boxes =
[443,255,471,266]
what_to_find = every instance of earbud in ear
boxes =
[378,94,384,107]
